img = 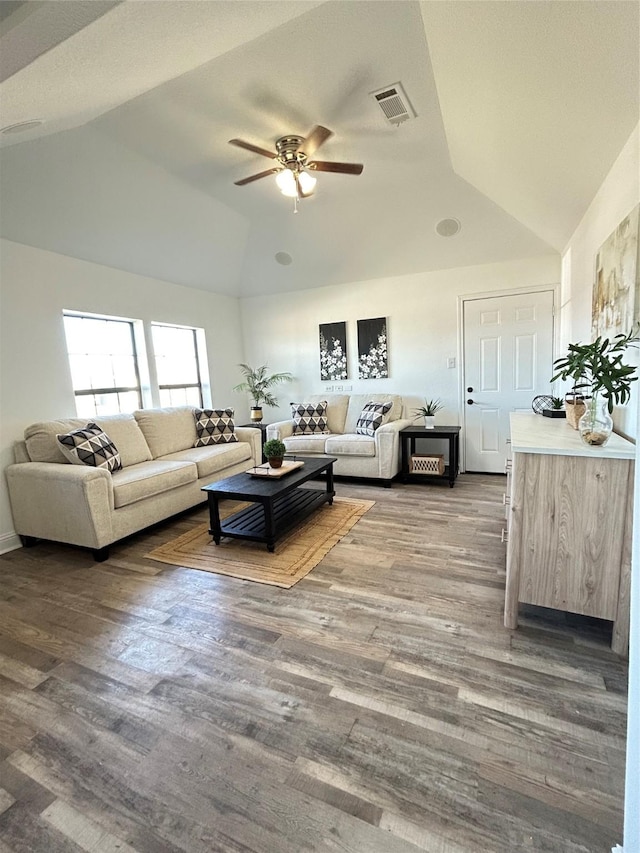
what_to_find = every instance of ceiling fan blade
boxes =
[299,125,333,159]
[228,138,277,159]
[309,160,364,175]
[234,168,280,186]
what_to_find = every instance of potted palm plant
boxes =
[233,363,293,423]
[413,398,443,429]
[550,328,639,446]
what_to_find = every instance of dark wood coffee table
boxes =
[202,456,336,552]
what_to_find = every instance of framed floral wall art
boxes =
[592,204,640,340]
[319,321,348,381]
[357,317,388,379]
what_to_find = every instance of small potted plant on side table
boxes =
[413,398,443,429]
[263,438,287,468]
[551,328,639,446]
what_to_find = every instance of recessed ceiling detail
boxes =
[435,218,461,237]
[275,252,292,266]
[2,1,635,297]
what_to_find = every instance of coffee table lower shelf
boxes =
[215,487,331,551]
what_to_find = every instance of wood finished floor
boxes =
[0,474,628,853]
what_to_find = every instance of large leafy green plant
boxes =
[551,328,639,413]
[233,363,293,408]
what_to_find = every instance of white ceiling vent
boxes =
[370,82,416,126]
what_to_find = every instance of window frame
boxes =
[62,310,146,416]
[151,321,207,409]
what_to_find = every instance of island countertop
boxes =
[509,412,635,459]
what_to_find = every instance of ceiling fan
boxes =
[229,125,363,209]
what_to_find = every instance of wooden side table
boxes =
[400,426,461,487]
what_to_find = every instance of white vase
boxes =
[424,416,435,429]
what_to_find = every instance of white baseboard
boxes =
[0,531,22,554]
[612,845,623,852]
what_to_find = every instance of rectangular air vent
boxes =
[370,82,416,126]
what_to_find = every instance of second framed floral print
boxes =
[357,317,388,379]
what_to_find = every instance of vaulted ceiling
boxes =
[1,1,638,297]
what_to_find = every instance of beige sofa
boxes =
[267,393,412,486]
[6,407,261,560]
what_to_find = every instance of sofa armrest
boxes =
[235,427,262,466]
[266,420,294,441]
[374,418,414,479]
[376,418,414,438]
[6,462,114,549]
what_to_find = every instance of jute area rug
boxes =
[146,497,375,588]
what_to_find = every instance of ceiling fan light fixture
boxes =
[275,168,297,197]
[297,170,316,196]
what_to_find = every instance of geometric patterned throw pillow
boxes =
[291,401,329,435]
[194,408,238,446]
[355,401,393,437]
[56,422,122,472]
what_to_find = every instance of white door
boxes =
[463,290,555,473]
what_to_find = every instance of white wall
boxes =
[560,122,639,853]
[0,239,245,551]
[239,254,560,425]
[560,123,640,439]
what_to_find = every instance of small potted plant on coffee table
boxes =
[263,438,287,468]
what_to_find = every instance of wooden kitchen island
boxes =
[504,412,635,656]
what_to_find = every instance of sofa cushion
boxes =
[93,415,153,467]
[26,417,91,463]
[355,401,393,437]
[344,394,403,433]
[24,413,153,466]
[325,434,376,457]
[283,434,331,454]
[111,460,197,509]
[194,408,238,446]
[57,423,123,472]
[134,407,197,458]
[160,442,252,479]
[291,401,329,435]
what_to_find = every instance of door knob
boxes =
[467,398,474,405]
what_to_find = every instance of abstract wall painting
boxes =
[357,317,388,379]
[592,204,640,340]
[319,321,348,381]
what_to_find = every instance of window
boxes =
[63,312,143,417]
[151,323,204,407]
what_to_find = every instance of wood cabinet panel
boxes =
[516,454,630,619]
[505,415,633,656]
